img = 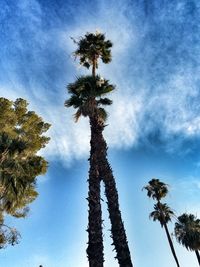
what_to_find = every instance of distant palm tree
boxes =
[175,213,200,266]
[150,203,174,226]
[66,32,133,267]
[144,179,180,267]
[144,178,168,201]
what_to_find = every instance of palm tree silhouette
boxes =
[175,213,200,266]
[143,179,180,267]
[66,32,133,267]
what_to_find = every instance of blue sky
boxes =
[0,0,200,266]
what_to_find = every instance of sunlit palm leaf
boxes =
[65,75,114,122]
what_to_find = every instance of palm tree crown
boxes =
[143,178,169,201]
[65,75,115,122]
[175,213,200,251]
[150,202,175,227]
[72,32,112,70]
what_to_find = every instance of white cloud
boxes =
[1,0,142,165]
[1,0,200,165]
[159,70,200,136]
[138,67,200,153]
[104,92,142,148]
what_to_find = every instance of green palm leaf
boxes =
[97,98,113,106]
[65,75,114,122]
[175,213,200,251]
[72,32,112,70]
[143,178,169,201]
[150,203,175,227]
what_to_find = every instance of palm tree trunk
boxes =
[195,250,200,266]
[90,116,133,267]
[86,118,104,267]
[163,222,180,267]
[92,57,96,77]
[100,162,133,267]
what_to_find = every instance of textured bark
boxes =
[86,117,104,267]
[90,116,133,267]
[163,222,180,267]
[195,250,200,266]
[100,158,133,267]
[92,57,96,77]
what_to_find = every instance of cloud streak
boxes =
[0,0,200,163]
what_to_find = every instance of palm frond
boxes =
[144,178,168,201]
[97,108,108,122]
[64,95,83,108]
[97,98,113,106]
[149,203,174,227]
[65,75,114,121]
[175,213,200,251]
[72,32,113,69]
[74,109,82,122]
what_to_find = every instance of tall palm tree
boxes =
[144,179,180,267]
[66,75,114,266]
[175,213,200,266]
[66,32,133,267]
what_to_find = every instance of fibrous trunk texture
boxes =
[90,116,133,267]
[86,117,104,267]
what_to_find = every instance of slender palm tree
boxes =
[143,179,180,267]
[175,213,200,266]
[143,178,168,201]
[66,75,114,266]
[66,32,133,267]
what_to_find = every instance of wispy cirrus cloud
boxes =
[1,0,200,163]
